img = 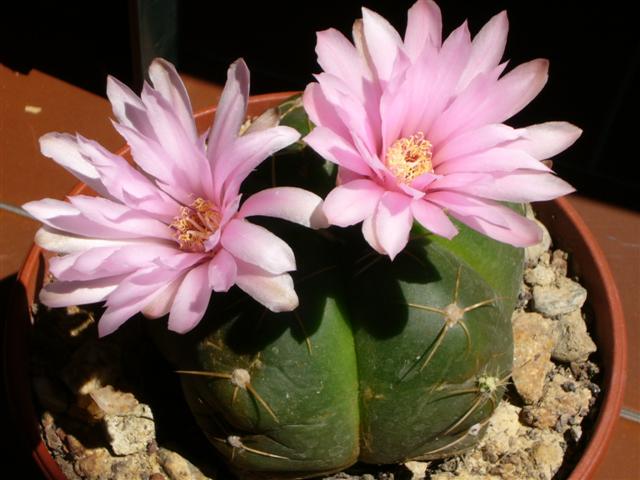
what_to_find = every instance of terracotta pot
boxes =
[3,92,627,480]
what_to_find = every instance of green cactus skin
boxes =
[152,98,523,478]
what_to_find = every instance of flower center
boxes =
[385,132,433,183]
[170,197,221,252]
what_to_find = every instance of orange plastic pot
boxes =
[3,92,627,480]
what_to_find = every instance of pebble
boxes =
[569,425,583,442]
[104,403,155,455]
[512,312,557,404]
[552,310,597,362]
[570,361,599,381]
[157,448,210,480]
[521,369,593,431]
[41,412,65,455]
[404,461,428,480]
[65,433,85,457]
[532,277,587,317]
[90,385,139,415]
[532,439,564,479]
[550,250,569,277]
[524,264,556,286]
[75,448,113,479]
[435,402,565,480]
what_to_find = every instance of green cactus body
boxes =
[153,99,524,478]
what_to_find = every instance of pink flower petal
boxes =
[404,0,442,58]
[106,253,202,312]
[427,191,510,228]
[361,215,385,254]
[409,172,439,191]
[352,19,375,75]
[239,187,328,229]
[361,7,405,84]
[69,195,175,240]
[401,21,472,137]
[396,179,427,200]
[98,304,143,337]
[142,276,183,319]
[316,28,369,101]
[323,179,384,227]
[434,124,521,165]
[208,249,237,292]
[373,191,413,260]
[111,122,193,205]
[427,172,492,192]
[428,65,506,145]
[219,126,300,202]
[458,11,509,91]
[235,260,298,312]
[436,148,551,175]
[450,204,542,247]
[380,66,411,154]
[39,133,110,198]
[207,59,250,165]
[221,219,295,275]
[148,58,198,143]
[99,267,179,336]
[49,243,178,281]
[34,226,133,254]
[485,59,549,124]
[75,135,179,218]
[351,132,386,178]
[106,75,156,139]
[23,199,140,240]
[168,262,212,333]
[40,275,125,309]
[141,85,213,198]
[304,127,371,176]
[303,83,350,140]
[466,172,575,202]
[509,122,583,160]
[315,73,381,155]
[411,199,458,239]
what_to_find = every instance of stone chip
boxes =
[512,312,557,404]
[532,277,587,317]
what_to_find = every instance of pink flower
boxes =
[23,58,326,336]
[304,0,579,259]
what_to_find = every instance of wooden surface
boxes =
[1,64,638,478]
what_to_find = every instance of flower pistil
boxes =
[385,132,433,183]
[171,197,221,252]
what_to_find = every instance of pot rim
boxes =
[539,197,627,480]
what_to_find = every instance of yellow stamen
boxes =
[170,197,221,252]
[385,132,434,183]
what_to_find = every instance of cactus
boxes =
[153,98,523,478]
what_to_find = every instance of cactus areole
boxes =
[153,98,524,479]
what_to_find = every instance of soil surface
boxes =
[32,211,600,480]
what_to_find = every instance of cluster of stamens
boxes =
[170,197,221,252]
[385,132,434,183]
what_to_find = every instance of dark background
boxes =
[2,0,638,210]
[1,0,638,477]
